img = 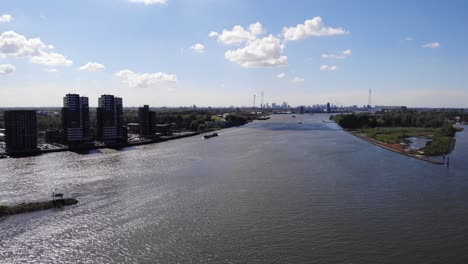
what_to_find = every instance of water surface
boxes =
[1,114,467,263]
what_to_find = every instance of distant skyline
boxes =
[0,0,467,107]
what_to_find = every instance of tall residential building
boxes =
[62,94,90,144]
[138,105,156,137]
[96,94,124,142]
[5,110,37,153]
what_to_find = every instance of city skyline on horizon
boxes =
[1,0,468,108]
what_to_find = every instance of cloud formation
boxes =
[0,64,15,75]
[224,35,287,68]
[44,68,59,73]
[215,22,265,45]
[283,17,349,41]
[0,31,72,66]
[115,69,177,88]
[79,62,106,72]
[190,43,205,53]
[208,31,219,37]
[292,76,304,83]
[128,0,167,5]
[0,14,13,23]
[320,65,338,71]
[321,49,352,59]
[421,42,440,48]
[277,73,286,79]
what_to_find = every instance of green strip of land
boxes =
[331,111,463,156]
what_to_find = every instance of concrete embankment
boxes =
[4,131,207,158]
[0,198,78,217]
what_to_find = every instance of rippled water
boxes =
[1,114,468,263]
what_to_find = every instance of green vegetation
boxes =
[331,111,462,156]
[357,127,436,144]
[0,205,8,214]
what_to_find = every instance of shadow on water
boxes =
[73,149,102,155]
[113,146,137,152]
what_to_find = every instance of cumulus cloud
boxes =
[115,69,177,88]
[422,42,440,48]
[216,22,265,45]
[44,68,59,73]
[283,17,349,41]
[30,51,72,66]
[277,73,286,79]
[321,49,351,59]
[190,43,205,53]
[0,64,15,75]
[0,14,13,23]
[79,62,106,72]
[320,65,338,71]
[292,76,304,83]
[208,31,219,37]
[249,22,265,35]
[224,35,287,68]
[0,31,72,66]
[128,0,167,5]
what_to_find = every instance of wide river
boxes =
[1,114,468,263]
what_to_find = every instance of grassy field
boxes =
[356,127,454,156]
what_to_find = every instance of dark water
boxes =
[1,114,468,263]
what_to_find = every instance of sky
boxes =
[0,0,467,107]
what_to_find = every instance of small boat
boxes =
[292,115,296,118]
[203,133,219,139]
[297,121,303,124]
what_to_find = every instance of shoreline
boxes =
[0,198,78,217]
[2,130,215,158]
[342,129,445,165]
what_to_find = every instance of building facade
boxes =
[4,110,37,153]
[62,94,90,144]
[96,95,124,142]
[138,105,156,137]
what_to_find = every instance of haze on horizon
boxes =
[0,0,467,108]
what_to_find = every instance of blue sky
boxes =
[0,0,467,107]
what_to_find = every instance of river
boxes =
[1,114,467,263]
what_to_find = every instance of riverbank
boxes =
[2,130,213,158]
[343,129,445,165]
[0,198,78,217]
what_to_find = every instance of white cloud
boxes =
[422,42,440,48]
[321,49,351,59]
[283,17,349,41]
[292,76,304,83]
[249,22,265,35]
[44,68,59,73]
[224,35,287,68]
[0,64,15,75]
[190,43,205,53]
[30,51,72,66]
[0,31,72,66]
[208,31,219,37]
[128,0,167,5]
[0,14,13,23]
[216,22,265,45]
[320,65,338,71]
[277,73,286,79]
[404,37,413,41]
[79,62,106,72]
[115,69,177,88]
[48,44,54,49]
